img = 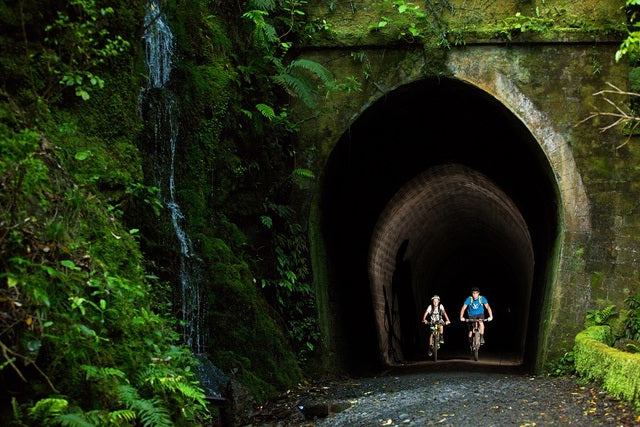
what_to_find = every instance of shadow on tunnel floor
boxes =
[382,352,526,376]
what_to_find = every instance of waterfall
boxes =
[141,0,204,354]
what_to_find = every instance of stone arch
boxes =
[318,73,590,370]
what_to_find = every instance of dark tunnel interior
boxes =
[320,77,559,372]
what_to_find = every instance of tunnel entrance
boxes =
[320,77,559,372]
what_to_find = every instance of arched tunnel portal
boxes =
[320,77,559,372]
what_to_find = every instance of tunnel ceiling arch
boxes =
[320,77,560,370]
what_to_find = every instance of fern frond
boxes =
[117,385,172,427]
[117,384,141,405]
[108,409,137,423]
[55,413,95,427]
[81,364,128,382]
[30,398,68,421]
[272,74,317,108]
[11,397,21,422]
[136,398,172,427]
[175,381,209,408]
[288,59,334,85]
[249,0,275,11]
[292,168,315,179]
[256,103,277,120]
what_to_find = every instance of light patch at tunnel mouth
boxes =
[368,163,534,365]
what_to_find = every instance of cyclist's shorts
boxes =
[467,314,484,330]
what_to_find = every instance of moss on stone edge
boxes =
[574,326,640,409]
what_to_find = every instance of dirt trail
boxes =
[253,362,640,426]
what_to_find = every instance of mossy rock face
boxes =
[198,237,302,401]
[305,0,624,47]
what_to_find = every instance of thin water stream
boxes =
[141,1,225,398]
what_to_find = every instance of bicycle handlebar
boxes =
[461,318,492,322]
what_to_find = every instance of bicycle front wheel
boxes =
[433,332,439,362]
[473,333,480,361]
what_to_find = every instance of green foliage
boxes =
[43,0,130,100]
[241,1,337,112]
[617,0,640,62]
[0,93,207,427]
[585,304,618,327]
[501,12,554,36]
[547,351,576,377]
[0,0,135,108]
[369,0,427,42]
[368,0,453,46]
[259,201,320,362]
[623,294,640,341]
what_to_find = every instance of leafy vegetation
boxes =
[586,304,618,327]
[368,0,453,46]
[0,1,211,424]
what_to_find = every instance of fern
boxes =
[81,364,129,382]
[271,59,335,108]
[175,381,209,408]
[272,73,317,107]
[30,398,69,422]
[586,304,617,326]
[136,398,172,427]
[256,103,276,120]
[288,58,334,86]
[55,413,95,427]
[242,10,278,45]
[249,0,276,11]
[292,168,315,179]
[138,363,208,408]
[117,385,172,427]
[108,409,137,423]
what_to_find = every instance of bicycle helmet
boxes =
[431,295,440,300]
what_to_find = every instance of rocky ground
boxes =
[251,362,640,426]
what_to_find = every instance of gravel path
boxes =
[253,364,639,426]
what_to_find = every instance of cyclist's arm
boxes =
[441,307,451,324]
[422,307,430,323]
[459,304,467,321]
[484,302,494,321]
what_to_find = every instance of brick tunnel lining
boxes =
[369,164,534,364]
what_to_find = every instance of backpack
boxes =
[428,304,443,322]
[466,295,485,314]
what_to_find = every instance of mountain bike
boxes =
[427,320,444,362]
[463,318,490,361]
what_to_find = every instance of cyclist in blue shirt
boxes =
[459,287,493,344]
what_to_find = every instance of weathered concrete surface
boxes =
[294,1,639,372]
